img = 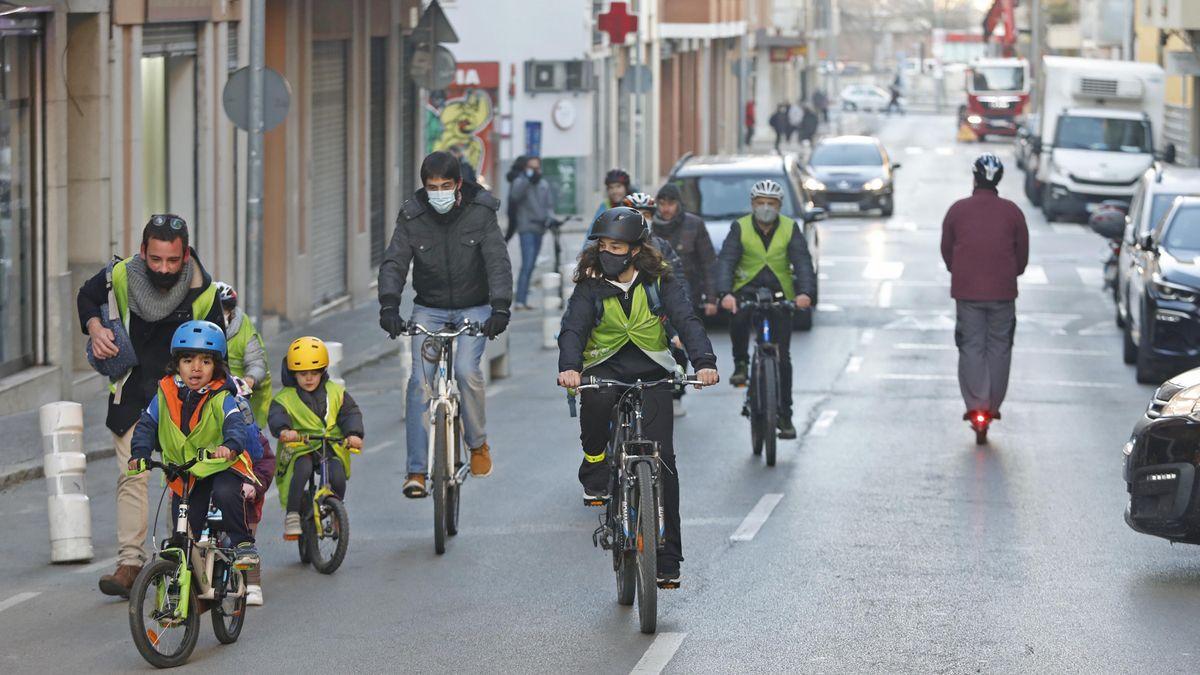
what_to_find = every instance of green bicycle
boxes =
[287,434,358,573]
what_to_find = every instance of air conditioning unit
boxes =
[1144,0,1200,30]
[525,60,593,93]
[1072,74,1144,101]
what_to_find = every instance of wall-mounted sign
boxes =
[552,99,576,130]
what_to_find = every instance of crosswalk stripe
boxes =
[1075,265,1104,288]
[1022,264,1048,285]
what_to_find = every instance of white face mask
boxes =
[428,189,456,214]
[753,204,779,224]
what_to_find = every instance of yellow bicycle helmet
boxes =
[287,336,329,371]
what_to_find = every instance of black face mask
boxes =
[598,251,632,279]
[148,268,183,290]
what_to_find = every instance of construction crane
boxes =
[982,0,1017,57]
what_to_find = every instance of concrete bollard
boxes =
[396,334,413,419]
[40,402,93,563]
[325,341,345,386]
[542,272,563,349]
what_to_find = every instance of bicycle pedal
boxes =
[583,497,607,507]
[282,533,299,541]
[656,580,681,590]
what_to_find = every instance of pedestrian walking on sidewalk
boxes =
[744,99,756,146]
[813,89,829,123]
[786,101,803,143]
[940,153,1029,423]
[769,104,789,151]
[509,155,558,310]
[378,150,513,498]
[77,214,225,597]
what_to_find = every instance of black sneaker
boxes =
[729,361,749,387]
[777,417,797,439]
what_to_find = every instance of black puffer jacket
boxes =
[651,211,717,307]
[378,182,513,311]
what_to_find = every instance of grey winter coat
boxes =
[378,182,513,311]
[510,174,556,235]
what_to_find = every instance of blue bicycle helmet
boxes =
[171,320,227,359]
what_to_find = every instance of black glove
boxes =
[482,309,511,339]
[379,305,407,339]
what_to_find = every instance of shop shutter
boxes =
[142,23,198,57]
[310,40,348,306]
[370,37,387,267]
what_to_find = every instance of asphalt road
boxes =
[1,115,1194,673]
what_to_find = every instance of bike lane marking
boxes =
[73,555,119,575]
[730,493,784,542]
[0,591,40,614]
[811,410,839,436]
[877,280,894,308]
[844,356,863,374]
[631,632,688,674]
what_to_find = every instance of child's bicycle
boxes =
[127,454,250,668]
[290,434,359,574]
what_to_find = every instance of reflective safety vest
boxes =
[226,315,272,428]
[110,257,218,392]
[272,381,350,509]
[582,283,677,374]
[732,215,796,299]
[154,376,256,482]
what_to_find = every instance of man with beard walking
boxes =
[77,214,225,597]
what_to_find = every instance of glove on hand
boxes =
[379,305,407,339]
[482,309,511,339]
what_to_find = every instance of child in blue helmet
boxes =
[128,320,262,569]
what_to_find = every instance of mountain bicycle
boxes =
[127,454,249,668]
[739,288,795,467]
[290,434,359,574]
[407,319,484,555]
[568,374,704,634]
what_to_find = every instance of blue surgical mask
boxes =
[428,189,456,214]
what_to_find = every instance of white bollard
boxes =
[40,402,93,563]
[325,341,345,386]
[542,272,563,349]
[396,334,413,419]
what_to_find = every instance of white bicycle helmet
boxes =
[972,153,1004,187]
[215,281,238,309]
[622,192,656,210]
[750,179,784,200]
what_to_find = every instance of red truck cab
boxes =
[964,58,1030,140]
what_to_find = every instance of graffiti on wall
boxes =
[424,88,494,175]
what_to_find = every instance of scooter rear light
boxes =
[975,413,988,424]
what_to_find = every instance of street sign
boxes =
[524,121,542,157]
[222,66,292,132]
[410,45,457,91]
[411,0,459,44]
[597,1,638,44]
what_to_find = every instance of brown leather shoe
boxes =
[469,443,492,477]
[403,473,427,498]
[98,564,141,598]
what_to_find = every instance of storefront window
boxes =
[0,32,37,374]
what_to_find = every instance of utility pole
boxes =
[1030,0,1041,80]
[246,0,265,327]
[829,0,841,134]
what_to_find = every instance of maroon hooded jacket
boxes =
[940,187,1030,301]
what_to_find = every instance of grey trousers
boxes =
[954,300,1016,414]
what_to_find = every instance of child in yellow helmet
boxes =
[267,336,365,540]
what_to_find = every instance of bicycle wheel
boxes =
[760,354,779,467]
[614,485,636,606]
[211,562,246,644]
[308,496,350,574]
[128,558,200,668]
[748,357,763,456]
[447,415,462,537]
[433,407,449,555]
[298,490,312,564]
[634,461,658,634]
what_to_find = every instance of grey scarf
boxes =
[125,255,195,322]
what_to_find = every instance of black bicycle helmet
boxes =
[604,168,632,187]
[587,206,648,243]
[973,153,1004,188]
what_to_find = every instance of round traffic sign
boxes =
[223,66,292,132]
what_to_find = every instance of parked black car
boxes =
[1124,366,1200,544]
[802,136,899,217]
[1123,196,1200,383]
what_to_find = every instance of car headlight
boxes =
[1162,383,1200,418]
[966,115,983,124]
[863,178,885,191]
[803,177,825,191]
[1152,276,1199,303]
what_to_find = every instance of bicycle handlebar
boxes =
[293,433,361,455]
[406,321,484,339]
[564,375,708,417]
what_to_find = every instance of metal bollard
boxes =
[396,334,413,419]
[325,341,345,386]
[40,402,93,563]
[542,272,563,349]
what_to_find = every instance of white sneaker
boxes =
[246,584,263,606]
[283,511,301,539]
[673,399,686,417]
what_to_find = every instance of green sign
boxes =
[541,156,578,216]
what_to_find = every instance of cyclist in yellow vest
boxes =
[215,281,272,427]
[126,320,261,570]
[715,179,817,439]
[558,207,719,587]
[268,336,365,540]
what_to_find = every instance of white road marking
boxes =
[730,493,785,542]
[1021,264,1048,285]
[885,219,917,232]
[74,555,119,575]
[1078,321,1119,336]
[0,591,40,614]
[860,329,876,345]
[823,255,870,262]
[631,632,688,674]
[364,439,397,455]
[1075,265,1104,288]
[817,304,842,312]
[876,373,1120,388]
[877,281,894,308]
[862,261,904,280]
[844,356,863,374]
[894,342,1108,356]
[904,146,925,155]
[811,409,839,436]
[935,146,954,156]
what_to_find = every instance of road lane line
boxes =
[844,356,863,374]
[1021,265,1048,285]
[817,304,842,312]
[1075,265,1104,288]
[364,439,398,455]
[74,555,119,575]
[877,280,894,308]
[631,632,688,674]
[730,494,784,542]
[904,146,925,155]
[811,410,839,436]
[935,146,954,155]
[862,261,904,280]
[860,329,876,345]
[0,591,40,614]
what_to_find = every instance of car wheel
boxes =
[1041,184,1057,222]
[880,199,894,217]
[1135,325,1159,384]
[1025,172,1042,206]
[1122,319,1137,365]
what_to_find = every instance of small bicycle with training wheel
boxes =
[290,434,359,574]
[567,374,704,635]
[738,288,795,467]
[127,454,250,668]
[407,319,484,555]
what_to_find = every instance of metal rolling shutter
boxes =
[369,37,386,267]
[1165,104,1194,167]
[311,40,349,306]
[142,23,198,57]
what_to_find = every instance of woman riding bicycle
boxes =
[557,206,719,587]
